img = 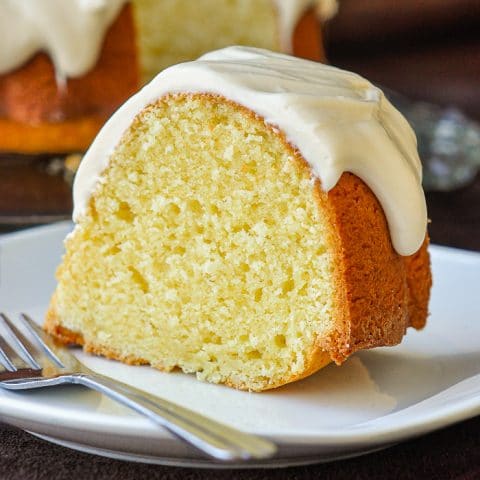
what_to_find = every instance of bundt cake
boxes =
[0,0,331,155]
[45,47,431,392]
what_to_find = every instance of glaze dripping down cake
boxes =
[45,47,431,391]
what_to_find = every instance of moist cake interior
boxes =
[53,94,337,390]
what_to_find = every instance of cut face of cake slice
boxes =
[45,47,431,391]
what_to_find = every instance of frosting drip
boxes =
[0,0,126,78]
[73,46,427,256]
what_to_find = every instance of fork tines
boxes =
[0,313,62,376]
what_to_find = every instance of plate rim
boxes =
[1,373,479,446]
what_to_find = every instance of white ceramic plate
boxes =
[0,222,479,468]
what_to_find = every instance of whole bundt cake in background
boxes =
[0,1,137,155]
[45,47,431,392]
[0,0,331,155]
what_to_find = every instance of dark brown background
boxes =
[1,1,480,478]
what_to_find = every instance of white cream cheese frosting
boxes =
[0,0,126,79]
[73,46,427,256]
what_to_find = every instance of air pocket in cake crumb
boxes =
[114,202,135,223]
[127,266,149,294]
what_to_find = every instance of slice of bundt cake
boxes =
[45,47,431,391]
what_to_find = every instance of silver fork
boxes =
[0,312,276,461]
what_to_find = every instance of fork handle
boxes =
[70,373,276,461]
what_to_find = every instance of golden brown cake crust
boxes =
[44,95,431,391]
[0,115,107,154]
[317,172,431,363]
